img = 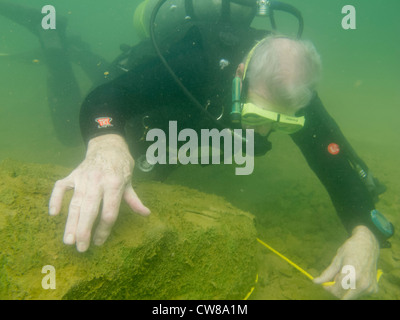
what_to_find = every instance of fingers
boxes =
[74,186,102,252]
[123,185,151,216]
[315,258,379,300]
[64,182,150,252]
[63,176,103,252]
[49,176,74,216]
[63,187,83,245]
[341,274,378,300]
[313,255,345,298]
[313,254,342,285]
[314,265,348,299]
[93,186,124,246]
[50,169,150,252]
[324,276,346,299]
[92,184,150,247]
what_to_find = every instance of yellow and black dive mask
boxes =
[241,102,305,134]
[231,40,305,135]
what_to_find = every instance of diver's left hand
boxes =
[313,225,380,300]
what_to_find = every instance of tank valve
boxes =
[257,0,270,16]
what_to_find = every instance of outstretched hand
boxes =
[314,225,380,300]
[48,134,150,252]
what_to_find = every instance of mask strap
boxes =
[243,40,263,80]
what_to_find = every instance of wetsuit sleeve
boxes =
[79,26,208,145]
[79,81,134,143]
[290,94,387,243]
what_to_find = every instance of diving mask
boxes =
[241,102,305,134]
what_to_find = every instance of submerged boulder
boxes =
[0,159,258,300]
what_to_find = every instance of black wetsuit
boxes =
[79,23,389,244]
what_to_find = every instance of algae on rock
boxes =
[0,159,258,300]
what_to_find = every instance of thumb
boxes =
[123,184,151,216]
[314,255,342,285]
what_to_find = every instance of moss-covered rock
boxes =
[0,159,258,300]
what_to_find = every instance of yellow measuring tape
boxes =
[243,237,383,299]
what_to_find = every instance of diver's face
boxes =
[241,89,277,137]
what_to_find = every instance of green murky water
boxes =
[0,0,399,300]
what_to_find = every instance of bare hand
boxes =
[313,225,380,300]
[48,134,150,252]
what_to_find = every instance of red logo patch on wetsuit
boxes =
[95,117,113,128]
[327,143,340,155]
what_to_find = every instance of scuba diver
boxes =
[1,0,393,299]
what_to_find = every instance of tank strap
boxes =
[185,0,231,23]
[220,0,231,23]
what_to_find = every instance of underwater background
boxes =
[0,0,399,299]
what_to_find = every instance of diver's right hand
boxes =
[48,134,151,252]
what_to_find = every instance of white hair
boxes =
[245,35,322,114]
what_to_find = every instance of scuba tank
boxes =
[133,0,303,40]
[133,0,255,40]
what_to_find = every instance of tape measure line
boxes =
[243,237,383,299]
